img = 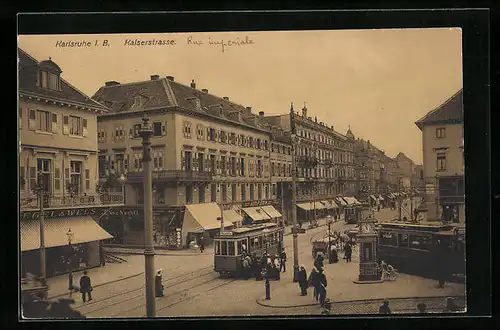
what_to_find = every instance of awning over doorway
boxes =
[223,209,243,224]
[21,216,113,252]
[297,203,314,211]
[260,205,282,218]
[242,207,271,222]
[182,202,231,234]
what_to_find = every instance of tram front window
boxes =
[215,241,221,255]
[237,240,243,255]
[228,241,235,255]
[221,241,228,255]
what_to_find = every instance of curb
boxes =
[256,295,465,309]
[47,271,144,300]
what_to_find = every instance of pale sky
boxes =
[18,29,463,164]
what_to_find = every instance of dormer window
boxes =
[39,58,62,91]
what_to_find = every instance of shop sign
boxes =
[242,200,277,208]
[220,231,234,236]
[20,207,106,221]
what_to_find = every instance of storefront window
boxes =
[221,241,228,255]
[215,241,221,255]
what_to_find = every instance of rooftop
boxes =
[415,89,463,130]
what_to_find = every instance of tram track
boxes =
[76,265,215,316]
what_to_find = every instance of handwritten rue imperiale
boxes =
[187,35,254,52]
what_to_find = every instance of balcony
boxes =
[20,192,124,211]
[127,170,213,183]
[296,156,319,168]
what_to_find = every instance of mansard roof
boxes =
[18,48,108,112]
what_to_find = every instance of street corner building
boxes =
[415,89,464,225]
[18,48,123,278]
[91,75,284,249]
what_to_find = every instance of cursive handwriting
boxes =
[186,35,254,52]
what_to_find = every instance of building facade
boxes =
[415,89,464,224]
[19,49,120,278]
[93,76,281,247]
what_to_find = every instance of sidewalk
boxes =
[104,246,211,256]
[46,256,145,299]
[284,215,345,236]
[255,243,465,309]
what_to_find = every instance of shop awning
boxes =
[223,209,243,224]
[261,205,282,218]
[343,197,361,205]
[242,207,271,222]
[336,198,348,206]
[21,216,113,252]
[370,195,377,201]
[379,195,385,201]
[314,202,326,210]
[297,203,314,211]
[320,200,334,209]
[182,202,231,234]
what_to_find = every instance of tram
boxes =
[213,222,284,276]
[376,222,465,279]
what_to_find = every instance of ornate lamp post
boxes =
[138,115,156,317]
[66,229,74,295]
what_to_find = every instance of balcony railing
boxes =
[127,170,213,183]
[20,192,124,211]
[296,156,319,168]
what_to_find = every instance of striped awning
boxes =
[21,216,113,252]
[260,205,282,218]
[242,207,271,222]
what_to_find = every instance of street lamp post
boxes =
[66,229,74,295]
[139,115,156,318]
[120,174,126,203]
[36,172,47,291]
[290,103,300,282]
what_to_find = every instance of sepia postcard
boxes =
[18,28,466,319]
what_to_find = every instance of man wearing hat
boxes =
[155,269,164,297]
[79,271,92,303]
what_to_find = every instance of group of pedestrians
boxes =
[297,253,329,307]
[241,248,288,281]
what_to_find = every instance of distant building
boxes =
[415,89,464,223]
[18,49,120,278]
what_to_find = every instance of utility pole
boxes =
[139,115,156,317]
[290,102,299,282]
[37,172,47,290]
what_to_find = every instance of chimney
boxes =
[315,116,318,123]
[302,105,307,117]
[202,89,208,93]
[246,106,252,112]
[105,81,120,87]
[223,96,229,101]
[166,76,174,81]
[150,75,160,80]
[259,111,264,118]
[190,79,196,89]
[331,125,334,130]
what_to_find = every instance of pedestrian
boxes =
[379,300,391,314]
[317,268,327,306]
[314,253,324,272]
[308,266,319,301]
[417,303,427,314]
[273,256,280,280]
[199,235,205,253]
[79,271,93,303]
[344,243,352,263]
[99,244,106,266]
[298,265,308,296]
[443,297,459,312]
[155,269,164,297]
[280,248,287,272]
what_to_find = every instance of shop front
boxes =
[20,215,112,278]
[182,202,233,248]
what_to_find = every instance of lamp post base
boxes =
[292,265,299,283]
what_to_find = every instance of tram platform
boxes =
[255,244,465,310]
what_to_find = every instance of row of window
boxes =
[21,108,88,137]
[98,121,167,143]
[297,146,354,164]
[99,150,165,176]
[296,128,354,150]
[20,158,90,194]
[181,151,266,177]
[379,232,433,251]
[187,121,270,151]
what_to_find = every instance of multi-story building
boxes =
[394,152,416,190]
[415,89,464,223]
[18,49,121,278]
[93,75,282,247]
[263,104,356,223]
